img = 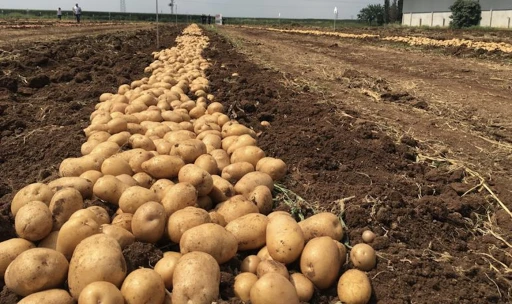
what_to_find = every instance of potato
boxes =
[207,102,224,114]
[111,213,133,232]
[221,135,239,151]
[350,243,376,271]
[86,206,110,225]
[172,252,220,304]
[216,195,259,223]
[255,157,286,180]
[201,133,221,150]
[362,230,376,243]
[299,212,344,242]
[18,289,74,304]
[234,171,274,197]
[15,201,53,241]
[108,131,131,146]
[56,217,99,260]
[11,183,53,216]
[163,130,195,146]
[101,224,135,249]
[142,155,185,179]
[78,281,124,304]
[154,253,181,289]
[38,231,59,250]
[178,164,214,196]
[334,240,348,266]
[48,177,93,199]
[119,186,159,214]
[225,213,268,250]
[0,238,35,278]
[115,174,138,186]
[5,248,68,296]
[89,141,121,158]
[121,268,165,304]
[101,157,133,176]
[290,273,315,302]
[209,149,230,171]
[59,154,105,177]
[222,122,256,138]
[337,269,372,304]
[150,179,175,201]
[221,162,254,184]
[68,234,127,299]
[79,170,103,186]
[129,134,156,151]
[209,175,234,203]
[128,150,154,173]
[194,154,218,175]
[300,236,341,289]
[93,175,131,205]
[267,211,292,220]
[248,185,273,215]
[180,223,237,264]
[167,207,211,243]
[249,273,299,304]
[240,255,261,274]
[234,272,258,302]
[266,214,304,264]
[161,182,198,217]
[132,172,154,188]
[209,211,227,227]
[49,188,83,230]
[171,139,207,163]
[131,202,166,243]
[226,134,257,155]
[256,259,289,279]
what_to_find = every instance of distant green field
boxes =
[0,8,363,28]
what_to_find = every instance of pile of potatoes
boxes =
[0,24,378,304]
[245,25,512,53]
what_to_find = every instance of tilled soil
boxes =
[0,22,510,304]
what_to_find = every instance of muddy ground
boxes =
[0,21,511,303]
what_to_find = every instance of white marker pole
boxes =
[334,7,338,31]
[156,0,160,48]
[278,12,281,26]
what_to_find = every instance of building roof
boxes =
[403,0,511,13]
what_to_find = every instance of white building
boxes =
[402,0,512,28]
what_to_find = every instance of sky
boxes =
[0,0,382,19]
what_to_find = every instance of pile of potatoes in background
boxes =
[246,26,512,54]
[0,24,378,304]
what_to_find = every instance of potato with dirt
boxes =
[118,185,159,213]
[234,171,274,197]
[299,212,344,242]
[0,238,35,278]
[172,251,220,304]
[92,175,131,205]
[56,216,99,260]
[180,223,238,264]
[178,164,214,196]
[216,195,260,223]
[49,188,84,230]
[68,234,127,299]
[167,206,211,243]
[120,268,166,304]
[11,183,53,216]
[266,213,304,264]
[5,248,69,296]
[131,201,166,243]
[225,213,268,250]
[337,269,372,304]
[350,243,377,271]
[15,201,53,241]
[48,177,93,199]
[256,157,287,181]
[300,236,341,289]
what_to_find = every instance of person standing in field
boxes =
[73,3,82,23]
[57,7,62,20]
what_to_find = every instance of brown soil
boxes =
[0,21,511,304]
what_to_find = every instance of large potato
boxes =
[171,139,207,163]
[221,162,254,184]
[11,183,53,216]
[225,213,268,250]
[209,175,235,203]
[78,281,124,304]
[178,164,214,196]
[131,201,166,243]
[118,186,158,213]
[0,238,35,278]
[59,154,105,178]
[234,171,274,197]
[93,175,131,205]
[48,177,93,199]
[18,289,74,304]
[249,273,299,304]
[101,157,133,176]
[167,207,211,243]
[121,268,165,304]
[161,182,198,217]
[337,269,372,304]
[216,195,259,223]
[56,217,99,260]
[15,201,53,241]
[194,154,218,175]
[230,146,265,167]
[49,188,83,230]
[226,134,257,155]
[172,252,220,304]
[300,236,341,289]
[234,272,258,302]
[350,243,377,271]
[5,248,68,296]
[68,234,127,299]
[266,214,304,264]
[299,212,344,242]
[180,223,237,264]
[154,253,181,289]
[142,155,185,179]
[248,185,273,215]
[256,157,287,181]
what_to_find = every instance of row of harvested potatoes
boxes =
[0,24,377,304]
[249,26,512,53]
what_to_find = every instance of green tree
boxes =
[397,0,403,23]
[389,0,398,23]
[384,0,390,23]
[358,4,385,26]
[449,0,481,28]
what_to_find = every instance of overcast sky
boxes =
[0,0,382,19]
